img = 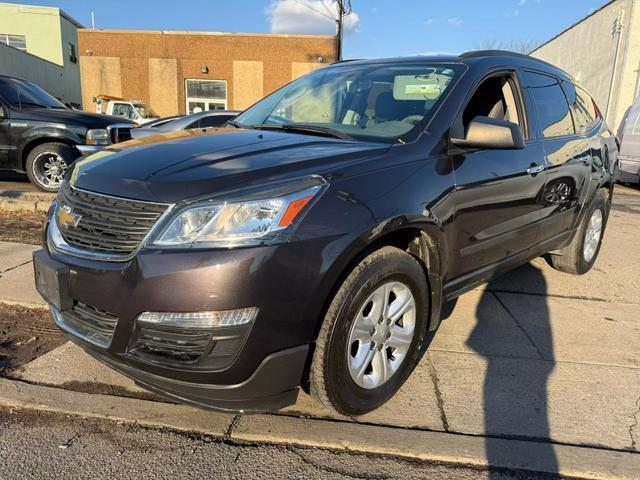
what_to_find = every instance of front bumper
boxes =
[57,315,309,413]
[33,225,338,411]
[617,156,640,183]
[75,145,105,154]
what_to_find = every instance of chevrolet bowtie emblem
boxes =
[56,205,82,229]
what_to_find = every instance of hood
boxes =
[130,127,159,140]
[70,128,389,203]
[17,107,135,129]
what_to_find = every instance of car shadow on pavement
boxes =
[467,263,557,477]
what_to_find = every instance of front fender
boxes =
[18,125,85,160]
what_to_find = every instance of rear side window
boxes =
[520,71,574,138]
[199,115,234,128]
[562,82,599,134]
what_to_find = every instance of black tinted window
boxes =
[521,71,574,138]
[199,115,233,128]
[562,82,599,134]
[0,78,66,110]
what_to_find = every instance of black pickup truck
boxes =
[0,75,135,191]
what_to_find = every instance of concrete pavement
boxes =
[1,186,640,477]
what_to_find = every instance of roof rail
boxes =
[459,50,532,60]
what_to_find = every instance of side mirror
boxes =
[451,116,525,150]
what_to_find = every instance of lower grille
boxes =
[129,324,248,369]
[56,184,169,257]
[57,303,118,348]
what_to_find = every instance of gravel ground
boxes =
[0,304,63,374]
[0,210,46,246]
[0,408,556,480]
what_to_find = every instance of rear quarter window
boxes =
[520,71,574,138]
[562,82,599,134]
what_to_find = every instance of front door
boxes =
[448,71,548,280]
[0,103,12,168]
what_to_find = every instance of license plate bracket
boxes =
[33,250,72,311]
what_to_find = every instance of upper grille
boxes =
[57,184,169,257]
[58,303,118,348]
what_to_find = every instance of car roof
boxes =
[330,50,575,83]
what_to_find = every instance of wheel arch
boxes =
[311,224,446,342]
[20,136,78,170]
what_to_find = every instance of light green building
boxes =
[0,2,83,107]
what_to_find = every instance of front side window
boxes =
[112,103,138,119]
[521,71,574,138]
[460,73,523,133]
[235,63,465,144]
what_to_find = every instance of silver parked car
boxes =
[617,100,640,184]
[131,110,239,139]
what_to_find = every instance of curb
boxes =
[0,377,637,479]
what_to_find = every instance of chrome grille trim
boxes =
[51,303,119,348]
[50,184,174,262]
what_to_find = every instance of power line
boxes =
[290,0,336,21]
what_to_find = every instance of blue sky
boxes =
[13,0,607,57]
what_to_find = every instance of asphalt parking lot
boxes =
[0,177,639,478]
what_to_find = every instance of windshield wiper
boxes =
[252,124,354,141]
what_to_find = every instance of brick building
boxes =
[77,29,337,116]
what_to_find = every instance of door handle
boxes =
[526,164,545,175]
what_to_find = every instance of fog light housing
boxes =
[136,308,258,329]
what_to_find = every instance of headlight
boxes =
[150,176,326,248]
[86,128,109,146]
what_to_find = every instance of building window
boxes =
[68,42,77,63]
[185,79,227,114]
[0,34,27,51]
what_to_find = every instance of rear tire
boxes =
[25,142,77,192]
[550,189,608,275]
[310,246,429,416]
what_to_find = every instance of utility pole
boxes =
[336,0,345,61]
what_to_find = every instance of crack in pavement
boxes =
[225,415,242,439]
[0,259,32,277]
[629,396,640,451]
[287,447,389,480]
[427,354,450,432]
[487,288,640,306]
[492,291,545,360]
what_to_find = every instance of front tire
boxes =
[310,246,429,416]
[550,189,609,275]
[25,142,77,192]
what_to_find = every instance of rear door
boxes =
[518,70,591,241]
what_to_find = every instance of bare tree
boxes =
[473,38,539,55]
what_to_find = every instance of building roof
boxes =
[0,2,84,28]
[79,28,334,39]
[530,0,618,53]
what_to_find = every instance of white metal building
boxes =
[531,0,640,132]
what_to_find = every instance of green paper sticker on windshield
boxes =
[394,75,443,100]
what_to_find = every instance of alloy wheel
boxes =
[583,209,603,263]
[33,152,67,189]
[346,281,416,389]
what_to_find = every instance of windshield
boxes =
[134,104,147,118]
[235,62,464,143]
[0,78,67,109]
